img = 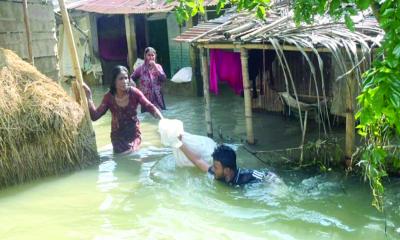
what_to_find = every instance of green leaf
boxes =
[345,14,355,31]
[191,6,198,17]
[185,1,196,8]
[216,0,226,14]
[393,44,400,58]
[317,0,327,14]
[381,8,395,17]
[198,3,205,14]
[330,0,340,15]
[256,6,266,19]
[356,0,371,10]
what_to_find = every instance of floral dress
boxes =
[88,87,158,153]
[130,63,166,112]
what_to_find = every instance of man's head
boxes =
[211,145,237,181]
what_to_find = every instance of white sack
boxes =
[171,67,192,83]
[158,119,216,167]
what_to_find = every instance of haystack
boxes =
[0,48,98,188]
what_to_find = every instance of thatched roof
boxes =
[175,4,383,49]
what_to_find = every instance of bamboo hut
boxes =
[175,1,383,160]
[0,48,98,188]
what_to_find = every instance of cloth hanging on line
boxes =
[209,49,243,95]
[98,36,128,61]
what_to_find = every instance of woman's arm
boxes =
[133,87,163,119]
[155,64,167,82]
[130,65,141,82]
[83,83,109,121]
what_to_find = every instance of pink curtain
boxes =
[98,37,128,61]
[209,49,243,95]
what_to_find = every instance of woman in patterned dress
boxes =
[130,47,166,112]
[83,65,163,153]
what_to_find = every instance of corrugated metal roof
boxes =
[66,0,218,14]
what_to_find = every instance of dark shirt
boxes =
[208,167,276,186]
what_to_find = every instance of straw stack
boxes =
[0,48,98,188]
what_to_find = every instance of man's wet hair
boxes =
[212,144,237,171]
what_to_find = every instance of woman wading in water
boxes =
[84,65,163,153]
[130,47,167,112]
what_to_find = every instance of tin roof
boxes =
[66,0,218,14]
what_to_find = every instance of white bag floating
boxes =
[158,119,216,167]
[171,67,192,83]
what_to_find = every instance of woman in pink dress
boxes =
[130,47,166,112]
[84,65,163,154]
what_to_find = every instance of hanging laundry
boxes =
[209,49,243,95]
[98,36,128,61]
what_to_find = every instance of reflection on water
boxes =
[0,85,399,239]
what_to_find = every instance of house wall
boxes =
[58,11,102,85]
[0,0,58,80]
[166,13,190,77]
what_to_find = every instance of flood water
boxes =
[0,85,399,239]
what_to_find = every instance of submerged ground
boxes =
[0,85,399,239]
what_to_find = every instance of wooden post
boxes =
[200,47,213,137]
[345,76,356,165]
[240,48,255,144]
[124,14,137,71]
[58,0,92,123]
[22,0,34,65]
[57,24,65,82]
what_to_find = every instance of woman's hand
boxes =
[158,112,164,120]
[149,60,156,68]
[82,82,93,101]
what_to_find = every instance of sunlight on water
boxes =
[0,85,399,239]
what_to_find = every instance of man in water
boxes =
[178,136,282,186]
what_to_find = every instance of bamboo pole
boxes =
[22,0,34,65]
[240,48,255,144]
[125,14,137,71]
[200,47,213,137]
[195,43,332,53]
[345,76,356,165]
[58,0,92,123]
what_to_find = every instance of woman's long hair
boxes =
[109,65,128,96]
